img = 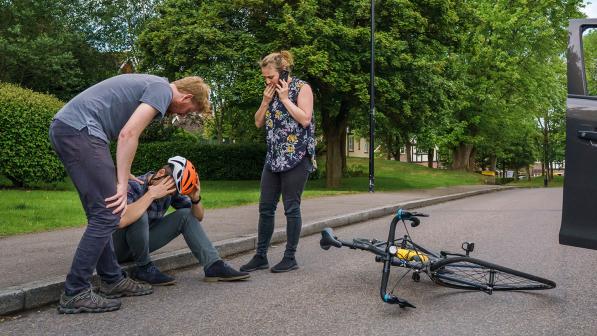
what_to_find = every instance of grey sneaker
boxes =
[57,288,121,314]
[99,276,153,299]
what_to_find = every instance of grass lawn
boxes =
[0,158,484,237]
[508,175,564,188]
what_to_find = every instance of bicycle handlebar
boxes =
[395,209,429,227]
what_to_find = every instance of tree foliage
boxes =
[444,0,581,172]
[0,0,119,100]
[138,0,473,186]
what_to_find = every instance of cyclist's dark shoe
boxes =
[240,254,269,272]
[57,288,121,314]
[270,257,299,273]
[133,263,176,286]
[99,275,153,299]
[204,260,250,282]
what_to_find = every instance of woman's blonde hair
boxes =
[172,76,211,114]
[260,50,294,72]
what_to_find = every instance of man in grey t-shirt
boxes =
[49,74,211,314]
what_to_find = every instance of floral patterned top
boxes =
[265,77,316,173]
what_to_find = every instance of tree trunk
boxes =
[468,147,477,171]
[405,141,412,163]
[549,161,554,180]
[386,135,393,160]
[489,155,497,172]
[542,124,549,186]
[213,91,223,143]
[322,100,349,188]
[340,126,347,174]
[526,165,531,181]
[392,135,401,161]
[451,143,475,171]
[216,104,223,144]
[427,148,434,168]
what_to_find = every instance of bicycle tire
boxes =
[429,257,556,292]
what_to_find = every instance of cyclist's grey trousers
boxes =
[112,208,221,270]
[256,158,311,258]
[49,119,123,296]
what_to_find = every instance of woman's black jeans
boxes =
[256,158,311,258]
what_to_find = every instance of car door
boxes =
[560,19,597,249]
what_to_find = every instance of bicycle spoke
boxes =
[432,258,555,291]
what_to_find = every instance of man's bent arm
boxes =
[107,104,159,216]
[116,104,159,190]
[191,201,204,221]
[118,193,155,228]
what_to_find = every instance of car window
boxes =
[582,27,597,96]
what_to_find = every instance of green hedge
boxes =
[130,141,267,180]
[0,83,66,186]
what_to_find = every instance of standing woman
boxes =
[241,51,316,273]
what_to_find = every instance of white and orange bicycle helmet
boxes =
[168,156,198,195]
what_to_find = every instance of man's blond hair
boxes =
[172,76,211,114]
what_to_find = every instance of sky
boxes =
[583,1,597,18]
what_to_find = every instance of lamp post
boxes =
[369,0,376,193]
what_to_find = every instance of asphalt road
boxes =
[2,187,596,336]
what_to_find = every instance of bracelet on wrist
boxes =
[191,195,201,204]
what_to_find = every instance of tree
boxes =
[446,0,582,172]
[74,0,163,66]
[0,0,118,100]
[139,0,479,186]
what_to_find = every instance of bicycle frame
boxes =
[320,209,556,308]
[321,210,426,308]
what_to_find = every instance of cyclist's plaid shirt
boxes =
[127,172,192,224]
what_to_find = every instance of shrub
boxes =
[130,141,267,180]
[0,83,66,187]
[139,119,179,142]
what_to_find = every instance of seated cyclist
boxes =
[112,156,249,284]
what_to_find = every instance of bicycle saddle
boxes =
[320,228,342,250]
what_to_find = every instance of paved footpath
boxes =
[0,184,508,314]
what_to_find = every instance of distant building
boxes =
[346,133,440,168]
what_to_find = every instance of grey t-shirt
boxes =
[54,74,172,143]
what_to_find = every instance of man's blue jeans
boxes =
[113,208,221,270]
[49,120,123,296]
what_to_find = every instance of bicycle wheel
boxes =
[429,257,556,292]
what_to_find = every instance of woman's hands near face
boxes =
[263,84,275,104]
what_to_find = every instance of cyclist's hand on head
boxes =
[106,183,128,216]
[148,177,176,200]
[190,173,201,201]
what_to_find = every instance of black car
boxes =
[560,19,597,249]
